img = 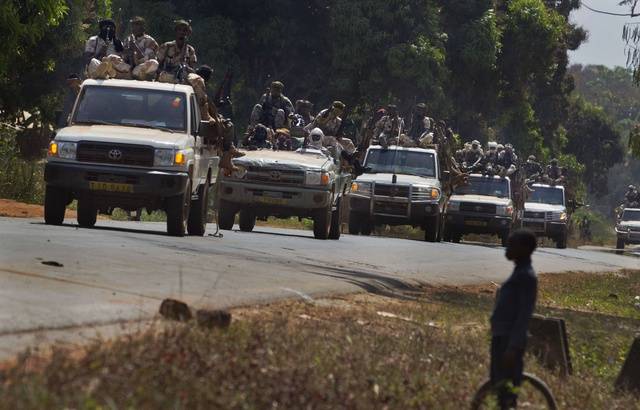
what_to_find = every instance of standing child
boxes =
[490,229,538,409]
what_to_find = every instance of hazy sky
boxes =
[569,1,631,68]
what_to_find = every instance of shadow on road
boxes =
[30,222,170,237]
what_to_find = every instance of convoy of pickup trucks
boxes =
[43,78,635,252]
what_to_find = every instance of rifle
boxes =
[214,69,234,119]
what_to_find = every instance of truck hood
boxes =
[524,202,565,213]
[356,173,440,187]
[234,149,333,171]
[449,194,511,206]
[55,125,190,148]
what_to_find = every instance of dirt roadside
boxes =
[0,198,80,219]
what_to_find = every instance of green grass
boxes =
[1,272,639,409]
[109,208,167,222]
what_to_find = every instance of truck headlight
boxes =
[351,181,372,195]
[154,149,175,166]
[413,186,440,200]
[306,171,330,186]
[48,141,77,159]
[497,205,514,216]
[447,201,460,212]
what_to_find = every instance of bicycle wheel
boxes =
[470,373,558,410]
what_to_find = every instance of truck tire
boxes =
[500,230,510,247]
[424,215,440,243]
[348,211,362,235]
[217,200,236,230]
[166,181,191,237]
[329,199,342,240]
[187,182,209,236]
[360,219,373,236]
[313,206,332,240]
[77,197,97,228]
[616,237,625,254]
[556,231,567,249]
[44,185,67,225]
[452,232,462,243]
[238,210,256,232]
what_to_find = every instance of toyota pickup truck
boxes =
[44,79,218,236]
[348,145,445,242]
[444,174,514,246]
[616,207,640,253]
[521,183,568,248]
[217,148,352,239]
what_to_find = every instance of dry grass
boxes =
[1,273,639,409]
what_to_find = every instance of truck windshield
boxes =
[365,149,436,177]
[622,210,640,221]
[72,85,187,132]
[455,176,510,198]
[528,186,564,205]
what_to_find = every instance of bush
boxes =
[0,128,45,204]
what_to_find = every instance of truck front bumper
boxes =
[219,180,333,211]
[616,230,640,245]
[349,195,441,225]
[521,219,567,238]
[44,161,189,198]
[445,212,512,234]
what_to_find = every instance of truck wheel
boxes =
[556,231,567,249]
[360,219,373,236]
[166,181,191,237]
[313,206,332,240]
[77,198,97,228]
[217,200,236,230]
[187,182,209,236]
[616,237,625,254]
[329,199,342,240]
[44,185,67,225]
[500,230,510,247]
[452,232,462,243]
[348,211,362,235]
[238,210,256,232]
[424,215,440,243]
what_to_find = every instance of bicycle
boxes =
[470,372,558,410]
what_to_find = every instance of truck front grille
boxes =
[373,201,408,216]
[375,184,410,198]
[245,167,305,185]
[524,211,545,219]
[77,142,154,167]
[460,202,496,214]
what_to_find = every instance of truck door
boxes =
[190,94,207,186]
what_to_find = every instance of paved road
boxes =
[0,217,637,358]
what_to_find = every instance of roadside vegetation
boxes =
[1,271,638,409]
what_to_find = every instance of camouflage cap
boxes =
[130,16,146,25]
[271,81,284,90]
[528,155,536,161]
[332,101,346,110]
[174,19,192,33]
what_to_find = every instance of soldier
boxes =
[498,143,518,176]
[464,140,485,172]
[545,158,564,185]
[624,185,639,208]
[157,19,197,84]
[125,16,159,81]
[373,104,405,147]
[523,155,543,180]
[407,103,432,143]
[290,100,314,140]
[305,101,345,137]
[84,19,130,79]
[248,81,294,132]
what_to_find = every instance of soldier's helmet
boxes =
[130,16,146,26]
[332,101,346,111]
[471,140,480,149]
[271,81,284,91]
[528,155,536,161]
[174,19,192,34]
[497,144,505,151]
[488,141,498,150]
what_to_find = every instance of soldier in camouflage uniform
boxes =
[157,20,197,84]
[544,158,564,185]
[407,103,432,144]
[84,19,130,79]
[125,17,159,80]
[373,105,404,147]
[523,155,543,180]
[305,101,345,137]
[249,81,294,130]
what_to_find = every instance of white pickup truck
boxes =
[521,183,568,248]
[44,79,218,236]
[616,207,640,252]
[348,145,446,242]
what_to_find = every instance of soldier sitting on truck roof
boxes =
[407,103,432,144]
[523,155,543,181]
[497,143,518,177]
[544,158,565,185]
[245,81,294,148]
[125,16,159,81]
[84,19,131,79]
[373,104,404,148]
[157,20,197,84]
[463,140,485,173]
[624,185,640,208]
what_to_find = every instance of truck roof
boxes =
[468,173,511,182]
[531,183,565,191]
[81,79,194,94]
[368,145,437,155]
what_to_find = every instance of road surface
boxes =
[0,217,637,358]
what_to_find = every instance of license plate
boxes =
[465,219,487,227]
[89,181,134,193]
[256,196,287,205]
